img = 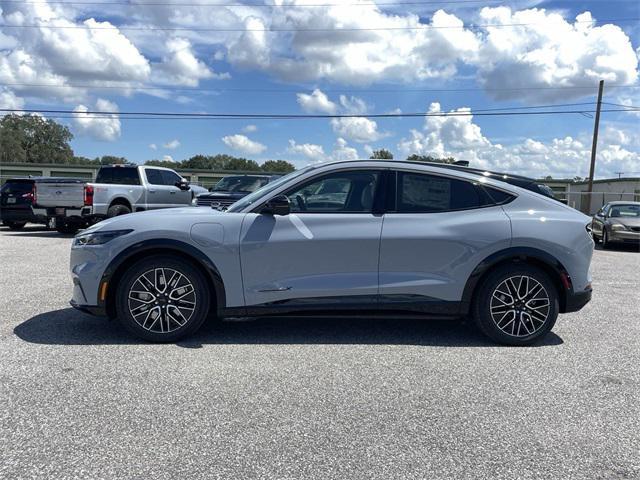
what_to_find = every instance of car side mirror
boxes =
[261,194,290,216]
[175,180,190,191]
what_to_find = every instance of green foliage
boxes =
[260,160,295,173]
[370,149,394,159]
[149,155,295,173]
[406,154,456,164]
[0,114,74,164]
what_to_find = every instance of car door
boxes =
[144,168,172,209]
[239,169,383,308]
[378,170,512,310]
[161,169,191,207]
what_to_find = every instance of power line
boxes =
[3,82,640,94]
[603,101,640,109]
[1,17,637,32]
[1,107,636,119]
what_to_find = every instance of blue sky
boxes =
[1,0,639,178]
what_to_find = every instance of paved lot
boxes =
[1,225,639,480]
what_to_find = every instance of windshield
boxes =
[212,176,270,193]
[609,204,640,218]
[226,166,315,212]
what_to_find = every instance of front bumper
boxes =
[609,230,640,243]
[70,300,107,316]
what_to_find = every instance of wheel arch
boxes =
[461,247,572,314]
[108,197,133,211]
[99,239,226,319]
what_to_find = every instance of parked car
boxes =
[81,164,192,220]
[0,177,88,233]
[591,201,640,248]
[189,184,209,204]
[70,160,594,346]
[195,174,278,210]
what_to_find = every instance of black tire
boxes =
[115,255,211,342]
[56,222,79,235]
[5,221,27,230]
[601,229,610,249]
[472,264,559,346]
[107,204,131,218]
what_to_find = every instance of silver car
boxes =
[69,160,594,345]
[591,201,640,248]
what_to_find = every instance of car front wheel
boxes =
[472,264,559,346]
[115,255,211,342]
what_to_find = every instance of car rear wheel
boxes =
[115,255,211,342]
[107,204,131,218]
[4,221,27,230]
[472,264,559,346]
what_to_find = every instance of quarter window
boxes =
[396,172,483,212]
[286,171,380,213]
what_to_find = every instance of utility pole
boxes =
[584,80,604,214]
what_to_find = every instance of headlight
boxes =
[74,229,133,246]
[611,224,627,231]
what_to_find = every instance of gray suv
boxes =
[70,160,594,345]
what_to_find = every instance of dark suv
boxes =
[195,174,278,210]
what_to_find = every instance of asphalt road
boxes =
[1,225,639,480]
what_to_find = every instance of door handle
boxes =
[258,287,292,292]
[149,190,156,193]
[170,191,176,194]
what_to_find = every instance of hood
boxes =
[610,217,640,227]
[83,207,223,234]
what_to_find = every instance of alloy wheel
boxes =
[127,268,197,333]
[490,275,550,337]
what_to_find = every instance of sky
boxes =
[0,0,639,179]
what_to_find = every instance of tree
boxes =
[97,155,128,165]
[406,154,456,164]
[261,160,295,173]
[0,114,74,164]
[370,149,393,160]
[145,159,180,168]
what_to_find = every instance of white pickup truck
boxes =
[81,165,193,219]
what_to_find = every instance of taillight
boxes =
[22,184,37,205]
[84,185,94,206]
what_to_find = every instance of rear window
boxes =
[1,181,33,194]
[95,167,140,185]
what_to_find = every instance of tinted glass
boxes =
[609,204,640,218]
[287,171,379,213]
[161,170,182,186]
[482,186,515,205]
[1,181,33,194]
[97,167,140,185]
[397,173,482,212]
[145,169,164,185]
[213,176,269,193]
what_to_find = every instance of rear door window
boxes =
[145,169,164,186]
[396,172,483,212]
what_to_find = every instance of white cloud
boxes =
[331,117,386,143]
[296,89,337,114]
[243,124,257,133]
[287,139,326,162]
[474,8,639,101]
[72,98,121,141]
[287,137,361,163]
[162,155,175,162]
[149,143,157,150]
[0,88,24,112]
[339,95,368,115]
[163,139,180,149]
[397,102,640,178]
[153,37,226,87]
[222,134,267,155]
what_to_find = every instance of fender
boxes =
[460,246,572,314]
[99,238,226,317]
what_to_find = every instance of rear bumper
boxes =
[564,288,592,313]
[0,206,46,224]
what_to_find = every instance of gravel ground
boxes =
[1,225,639,480]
